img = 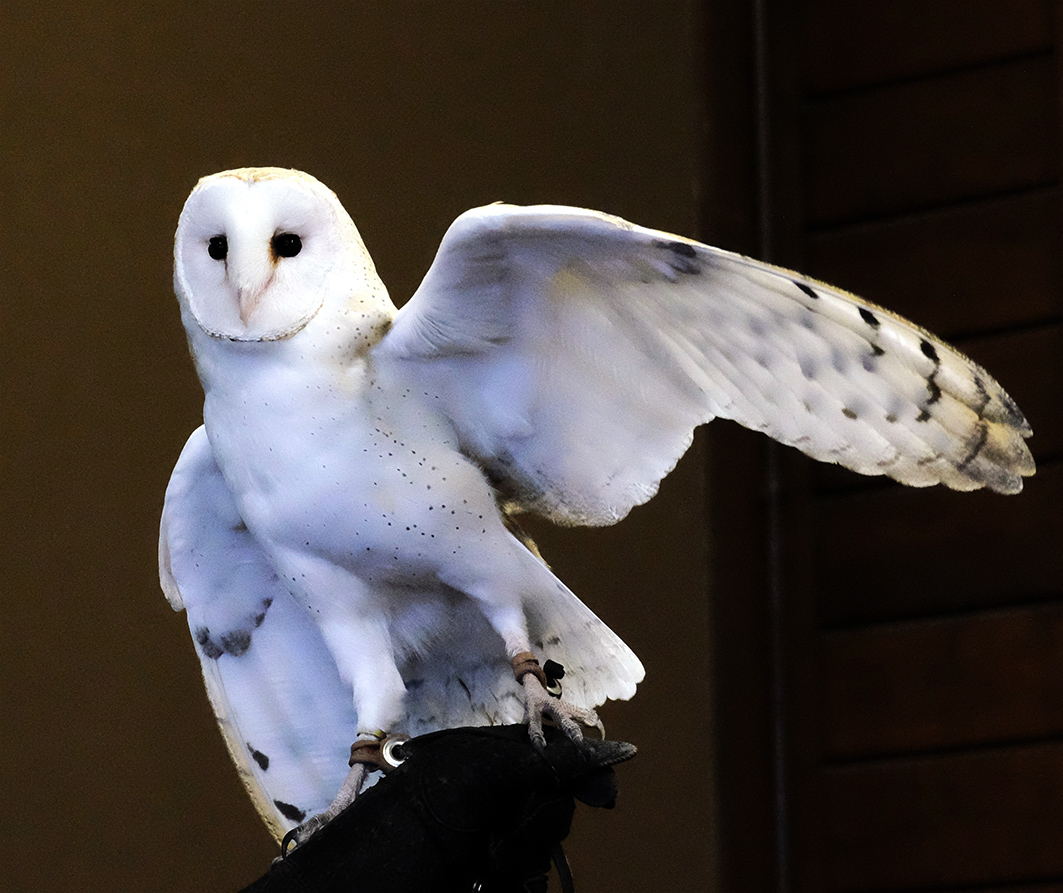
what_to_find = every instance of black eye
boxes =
[271,232,302,259]
[207,235,228,260]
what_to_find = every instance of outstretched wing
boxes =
[375,204,1034,526]
[160,426,355,840]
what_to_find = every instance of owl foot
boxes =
[281,761,371,854]
[281,733,411,852]
[513,652,604,750]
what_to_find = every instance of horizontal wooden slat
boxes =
[932,886,1063,893]
[805,189,1062,337]
[812,324,1062,492]
[803,55,1059,226]
[817,461,1063,627]
[823,742,1063,892]
[928,888,1063,893]
[821,603,1063,760]
[802,0,1054,94]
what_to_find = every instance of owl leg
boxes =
[474,597,603,750]
[284,608,406,850]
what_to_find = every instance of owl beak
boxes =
[228,232,275,325]
[237,286,264,324]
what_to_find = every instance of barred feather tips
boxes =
[776,271,1035,495]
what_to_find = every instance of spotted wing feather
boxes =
[377,204,1033,526]
[160,426,355,840]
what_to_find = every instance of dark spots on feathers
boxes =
[253,597,273,628]
[195,612,266,658]
[221,630,252,657]
[957,422,990,471]
[886,413,898,424]
[231,520,248,533]
[657,238,696,258]
[916,408,932,423]
[654,239,701,276]
[859,307,881,328]
[923,339,942,405]
[794,281,819,300]
[194,626,224,660]
[248,745,270,771]
[850,310,875,331]
[864,344,885,370]
[973,375,990,416]
[842,407,858,420]
[999,390,1030,431]
[274,800,306,823]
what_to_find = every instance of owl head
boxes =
[174,167,382,342]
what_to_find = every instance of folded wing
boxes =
[160,426,355,840]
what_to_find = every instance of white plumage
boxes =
[161,167,1033,839]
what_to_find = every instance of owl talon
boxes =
[280,760,372,855]
[522,673,602,750]
[282,813,331,856]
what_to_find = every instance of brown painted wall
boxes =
[2,4,717,891]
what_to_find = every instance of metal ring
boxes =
[545,679,563,698]
[381,735,410,768]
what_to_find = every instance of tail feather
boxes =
[400,553,644,735]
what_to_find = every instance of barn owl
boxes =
[160,167,1033,845]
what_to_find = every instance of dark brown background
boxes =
[4,3,1060,892]
[3,4,712,891]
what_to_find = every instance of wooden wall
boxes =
[708,2,1063,891]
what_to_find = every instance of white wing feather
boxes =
[160,427,355,840]
[376,204,1034,526]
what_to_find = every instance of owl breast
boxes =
[201,357,507,589]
